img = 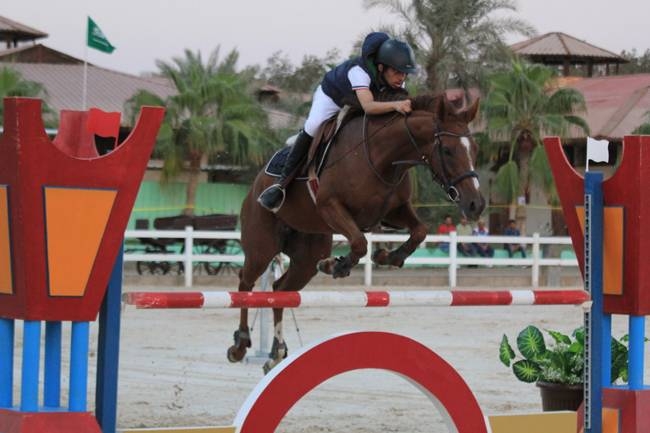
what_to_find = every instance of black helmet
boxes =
[376,39,417,74]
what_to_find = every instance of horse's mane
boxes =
[410,94,443,112]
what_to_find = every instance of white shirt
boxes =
[347,65,371,90]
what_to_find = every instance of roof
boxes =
[0,15,47,42]
[510,32,625,63]
[4,63,176,123]
[0,44,84,64]
[560,73,650,140]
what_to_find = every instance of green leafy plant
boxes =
[499,325,631,385]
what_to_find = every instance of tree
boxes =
[363,0,536,93]
[0,67,52,121]
[261,49,341,94]
[125,48,275,215]
[619,49,650,74]
[482,59,590,229]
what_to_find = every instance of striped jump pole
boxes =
[123,289,590,309]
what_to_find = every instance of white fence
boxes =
[123,228,579,288]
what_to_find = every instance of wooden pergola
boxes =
[0,15,47,49]
[510,32,628,77]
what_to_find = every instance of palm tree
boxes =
[363,0,536,93]
[482,59,590,228]
[125,48,275,215]
[0,67,51,120]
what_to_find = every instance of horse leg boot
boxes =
[263,309,288,374]
[257,130,312,212]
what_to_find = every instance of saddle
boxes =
[263,106,357,194]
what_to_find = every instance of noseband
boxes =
[402,116,478,202]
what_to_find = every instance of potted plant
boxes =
[499,325,630,411]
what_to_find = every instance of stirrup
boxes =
[257,184,286,213]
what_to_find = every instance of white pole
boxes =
[532,232,541,286]
[364,233,373,287]
[449,231,458,287]
[184,226,193,288]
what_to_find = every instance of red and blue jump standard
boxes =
[0,98,163,433]
[546,135,650,433]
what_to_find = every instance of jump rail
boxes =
[123,289,590,309]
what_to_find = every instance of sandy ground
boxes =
[96,280,650,433]
[6,267,640,432]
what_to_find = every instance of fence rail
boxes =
[123,228,579,288]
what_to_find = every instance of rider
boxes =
[257,32,418,212]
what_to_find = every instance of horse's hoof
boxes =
[332,257,352,278]
[227,345,246,363]
[317,258,335,275]
[332,266,351,279]
[388,252,406,268]
[372,249,389,265]
[263,359,275,375]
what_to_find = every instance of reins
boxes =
[326,108,479,203]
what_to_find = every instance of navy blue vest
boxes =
[320,59,384,107]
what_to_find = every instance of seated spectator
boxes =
[455,215,475,256]
[436,214,455,253]
[503,219,526,258]
[472,219,494,258]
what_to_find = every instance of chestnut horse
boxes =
[229,93,485,372]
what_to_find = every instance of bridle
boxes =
[405,118,479,202]
[364,113,478,202]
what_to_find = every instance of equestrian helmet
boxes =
[376,39,417,74]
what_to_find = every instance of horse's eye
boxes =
[443,147,453,157]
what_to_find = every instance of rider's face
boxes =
[381,66,407,89]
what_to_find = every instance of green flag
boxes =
[87,17,115,54]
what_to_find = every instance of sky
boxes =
[3,0,650,76]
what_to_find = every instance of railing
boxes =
[123,228,579,288]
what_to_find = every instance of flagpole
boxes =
[82,19,88,111]
[83,54,88,111]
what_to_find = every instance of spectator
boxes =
[503,219,526,258]
[455,215,475,257]
[436,214,456,253]
[472,219,494,258]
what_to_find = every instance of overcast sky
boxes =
[3,0,649,76]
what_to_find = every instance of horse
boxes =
[228,93,485,372]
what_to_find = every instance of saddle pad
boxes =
[263,147,309,180]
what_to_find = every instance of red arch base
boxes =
[234,331,487,433]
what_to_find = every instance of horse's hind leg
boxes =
[227,199,282,363]
[372,203,427,268]
[263,232,332,373]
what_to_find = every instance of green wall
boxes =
[128,181,249,228]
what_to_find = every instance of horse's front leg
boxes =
[227,272,253,362]
[263,307,288,374]
[372,203,427,268]
[316,200,367,278]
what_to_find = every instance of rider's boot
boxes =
[257,130,312,212]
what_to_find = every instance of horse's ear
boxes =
[464,98,480,122]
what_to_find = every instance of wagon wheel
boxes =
[136,261,147,275]
[204,240,242,275]
[203,243,226,275]
[152,261,171,275]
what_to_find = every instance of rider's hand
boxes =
[394,100,412,115]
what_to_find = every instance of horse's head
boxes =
[410,94,486,220]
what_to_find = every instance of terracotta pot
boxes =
[536,381,584,411]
